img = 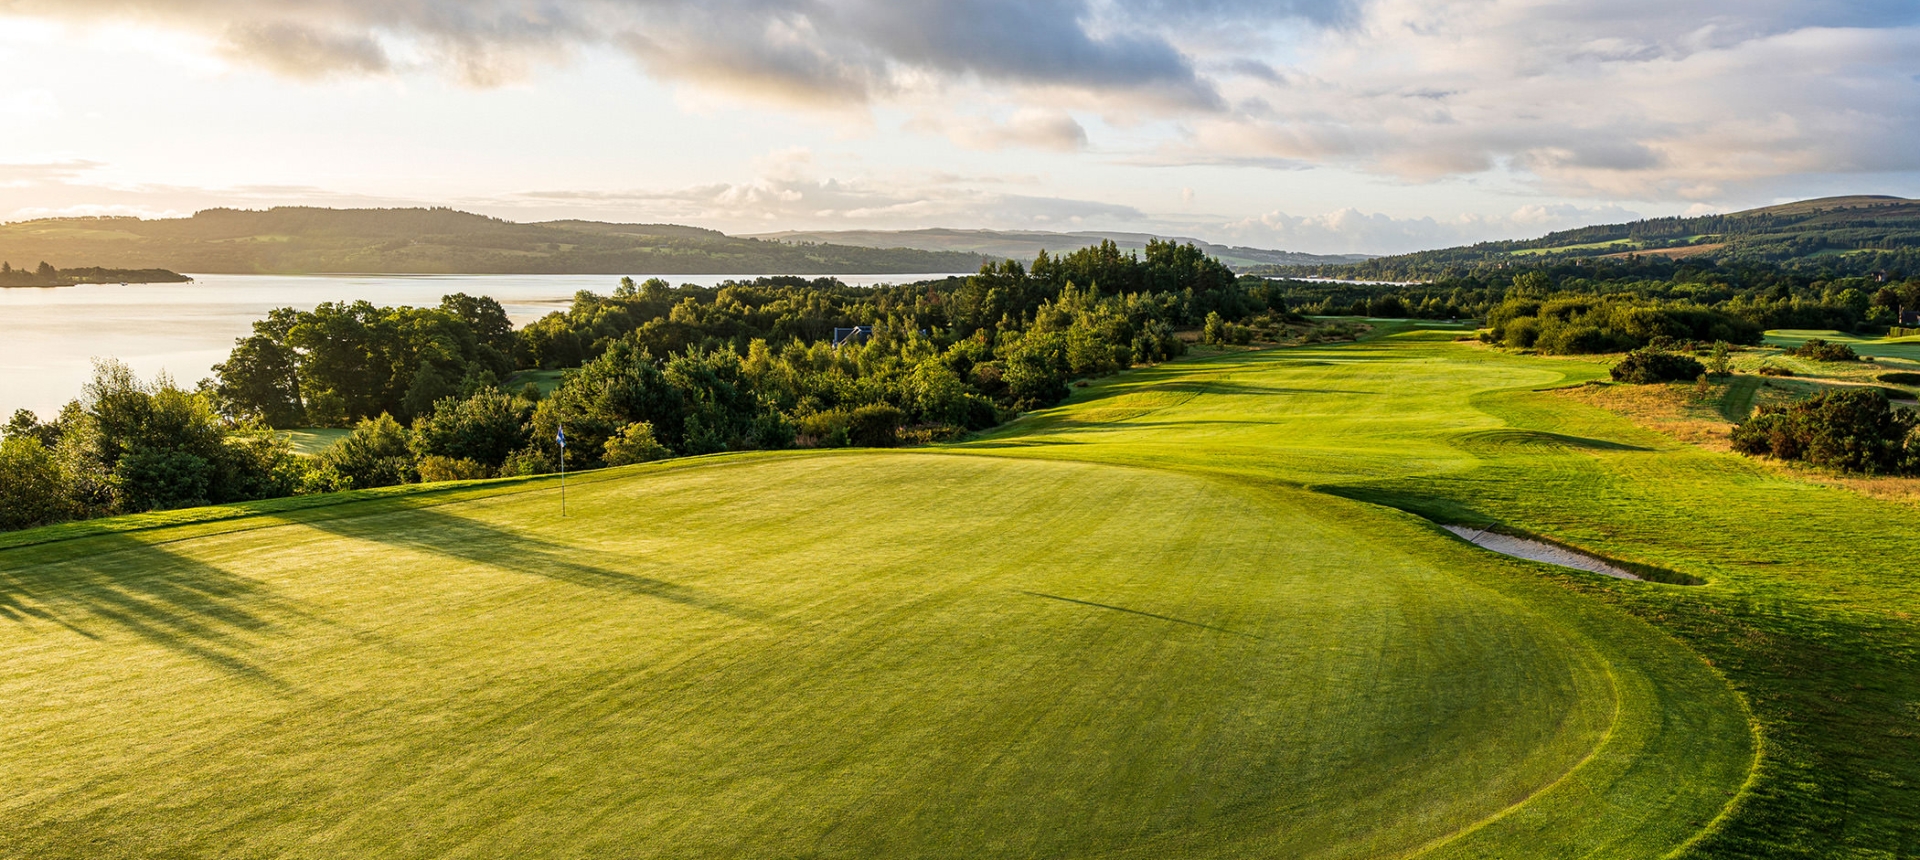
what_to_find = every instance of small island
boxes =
[0,261,191,287]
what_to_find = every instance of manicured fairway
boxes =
[0,449,1751,857]
[964,329,1920,857]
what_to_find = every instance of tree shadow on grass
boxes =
[1019,591,1269,641]
[304,507,769,622]
[0,533,295,687]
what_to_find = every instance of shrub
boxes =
[1203,311,1227,344]
[320,414,416,488]
[1707,341,1733,377]
[114,447,213,511]
[417,456,492,483]
[1787,338,1859,362]
[1731,388,1917,474]
[1610,349,1706,384]
[795,410,851,448]
[847,403,904,448]
[603,422,672,466]
[410,390,525,470]
[1758,363,1794,377]
[498,447,554,477]
[0,436,71,530]
[1485,297,1760,355]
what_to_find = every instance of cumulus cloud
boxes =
[220,21,392,79]
[6,0,1229,109]
[1167,1,1920,199]
[4,0,1917,205]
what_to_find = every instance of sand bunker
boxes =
[1443,525,1642,581]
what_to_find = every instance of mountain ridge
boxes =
[1262,195,1920,279]
[0,207,990,276]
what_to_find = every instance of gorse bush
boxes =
[1610,349,1707,384]
[1731,388,1919,475]
[1786,338,1860,362]
[1483,296,1762,355]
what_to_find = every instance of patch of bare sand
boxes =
[1443,525,1641,580]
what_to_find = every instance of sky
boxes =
[1,0,1918,255]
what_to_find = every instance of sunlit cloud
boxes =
[1,0,1917,252]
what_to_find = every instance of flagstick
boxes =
[558,421,568,518]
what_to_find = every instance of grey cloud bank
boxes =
[11,0,1917,204]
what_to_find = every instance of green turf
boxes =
[505,368,567,396]
[956,331,1920,856]
[1509,239,1637,256]
[281,427,350,456]
[0,451,1750,859]
[1764,328,1920,363]
[11,326,1920,857]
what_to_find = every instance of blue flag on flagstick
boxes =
[556,425,566,448]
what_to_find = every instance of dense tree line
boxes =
[1,242,1288,531]
[1260,259,1919,337]
[210,294,519,427]
[0,262,189,288]
[1,363,303,531]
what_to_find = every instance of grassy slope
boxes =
[0,451,1747,859]
[0,334,1775,857]
[958,331,1920,857]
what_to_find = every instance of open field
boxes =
[281,427,350,456]
[1508,238,1636,255]
[6,326,1919,857]
[1763,328,1920,364]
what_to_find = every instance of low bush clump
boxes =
[1787,338,1860,362]
[1731,388,1919,474]
[1610,349,1706,384]
[1758,363,1794,377]
[1483,296,1761,355]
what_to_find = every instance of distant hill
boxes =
[1265,195,1920,280]
[0,208,990,275]
[745,227,1371,271]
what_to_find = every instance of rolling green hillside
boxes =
[0,207,989,275]
[745,227,1371,271]
[1268,195,1920,279]
[5,329,1919,857]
